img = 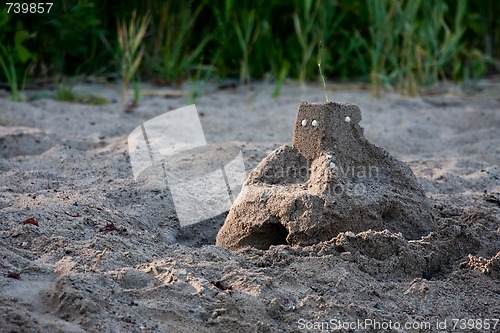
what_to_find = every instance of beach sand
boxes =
[1,82,499,332]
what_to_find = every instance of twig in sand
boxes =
[99,222,116,233]
[318,41,329,102]
[90,248,108,272]
[23,217,39,226]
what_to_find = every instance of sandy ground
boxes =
[0,81,499,333]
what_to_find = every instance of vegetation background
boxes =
[0,0,499,100]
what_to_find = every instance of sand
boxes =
[0,81,499,332]
[217,101,436,250]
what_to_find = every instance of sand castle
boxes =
[216,101,436,250]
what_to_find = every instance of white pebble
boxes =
[312,120,318,127]
[301,119,308,127]
[329,162,336,169]
[344,116,351,123]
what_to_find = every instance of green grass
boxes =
[233,9,260,85]
[292,0,321,84]
[368,0,473,96]
[0,0,496,99]
[117,10,150,105]
[153,0,211,85]
[56,78,107,105]
[0,45,20,101]
[271,61,290,98]
[292,0,345,84]
[56,79,76,101]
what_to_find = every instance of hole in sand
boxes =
[253,222,289,250]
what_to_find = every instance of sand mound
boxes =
[217,101,436,250]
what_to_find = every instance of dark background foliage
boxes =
[1,0,499,92]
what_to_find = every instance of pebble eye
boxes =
[344,116,351,123]
[312,120,318,127]
[301,119,308,127]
